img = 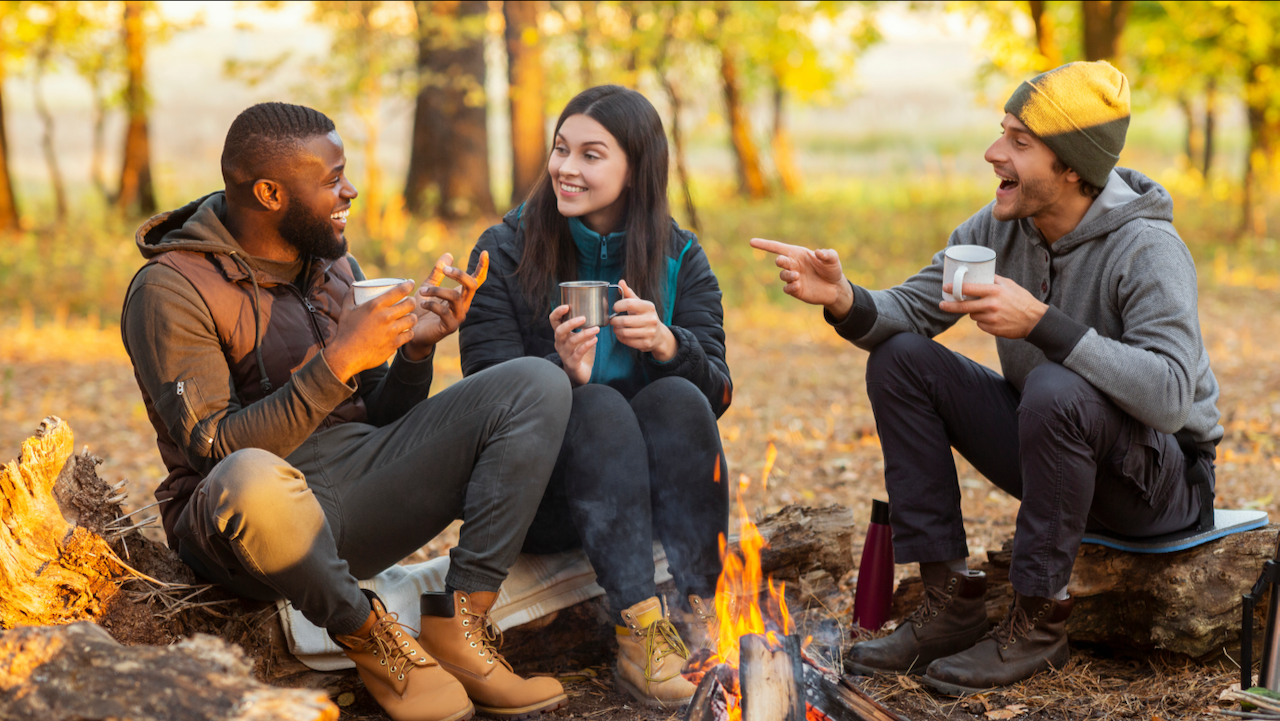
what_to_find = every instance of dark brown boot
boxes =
[923,593,1074,696]
[844,569,988,676]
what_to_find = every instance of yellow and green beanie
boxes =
[1003,61,1130,188]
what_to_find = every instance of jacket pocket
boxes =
[157,377,214,462]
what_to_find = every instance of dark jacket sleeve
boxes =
[123,264,356,476]
[357,348,436,426]
[459,227,535,376]
[640,239,733,418]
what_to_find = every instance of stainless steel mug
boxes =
[560,281,621,328]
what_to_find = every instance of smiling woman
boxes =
[459,85,735,709]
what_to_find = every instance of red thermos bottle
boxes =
[853,499,894,630]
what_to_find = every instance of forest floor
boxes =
[3,287,1278,720]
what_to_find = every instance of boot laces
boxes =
[905,583,953,627]
[642,618,691,684]
[463,603,513,672]
[987,604,1035,649]
[346,611,422,681]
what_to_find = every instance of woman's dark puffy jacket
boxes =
[459,208,733,418]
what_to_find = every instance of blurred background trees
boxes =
[2,0,1280,319]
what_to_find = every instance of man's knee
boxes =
[865,332,933,385]
[1019,363,1104,421]
[205,449,314,523]
[500,356,573,418]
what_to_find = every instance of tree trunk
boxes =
[719,39,768,200]
[770,73,800,196]
[89,72,114,204]
[0,41,19,232]
[1203,77,1217,180]
[33,41,67,224]
[1241,60,1278,240]
[891,527,1280,660]
[405,0,495,219]
[352,1,385,240]
[118,0,157,218]
[505,0,548,206]
[1028,0,1061,70]
[1081,0,1132,62]
[405,1,448,216]
[1178,94,1202,174]
[442,0,495,218]
[0,623,339,721]
[577,0,594,89]
[659,69,700,233]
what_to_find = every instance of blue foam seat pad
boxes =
[1081,509,1270,554]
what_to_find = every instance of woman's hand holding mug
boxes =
[610,280,677,362]
[551,305,599,386]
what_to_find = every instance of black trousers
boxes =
[522,376,729,615]
[865,332,1211,598]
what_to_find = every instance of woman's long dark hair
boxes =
[516,85,671,317]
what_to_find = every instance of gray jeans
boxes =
[865,332,1212,598]
[172,357,572,636]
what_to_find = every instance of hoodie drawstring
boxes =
[228,252,273,395]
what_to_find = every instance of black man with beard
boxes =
[122,103,572,721]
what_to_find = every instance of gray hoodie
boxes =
[828,167,1222,445]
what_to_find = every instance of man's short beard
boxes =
[280,201,348,260]
[992,175,1059,222]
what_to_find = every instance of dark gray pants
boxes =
[172,357,572,636]
[865,332,1211,598]
[521,377,728,615]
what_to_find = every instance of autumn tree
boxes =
[505,0,548,205]
[0,2,19,232]
[404,0,494,219]
[1081,0,1131,63]
[118,0,156,217]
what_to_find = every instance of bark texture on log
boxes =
[891,526,1280,658]
[0,417,125,628]
[0,622,337,721]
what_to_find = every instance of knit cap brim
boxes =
[1004,61,1130,188]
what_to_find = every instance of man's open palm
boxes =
[749,238,849,309]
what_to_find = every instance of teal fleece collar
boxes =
[568,216,626,271]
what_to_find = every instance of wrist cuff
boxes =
[824,281,878,342]
[1027,305,1089,363]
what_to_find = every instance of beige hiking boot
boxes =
[335,592,474,721]
[675,594,720,651]
[614,596,697,707]
[418,591,567,719]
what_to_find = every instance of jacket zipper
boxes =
[176,380,213,451]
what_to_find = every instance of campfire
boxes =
[681,445,904,721]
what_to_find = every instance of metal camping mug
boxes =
[560,281,622,328]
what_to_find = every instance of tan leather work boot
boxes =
[845,568,989,676]
[418,591,567,719]
[675,594,719,651]
[614,597,697,707]
[923,593,1074,696]
[335,592,474,721]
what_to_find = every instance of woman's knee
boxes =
[631,376,712,419]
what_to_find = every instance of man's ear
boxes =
[252,179,286,211]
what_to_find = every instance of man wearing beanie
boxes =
[752,61,1221,693]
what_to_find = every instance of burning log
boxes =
[891,527,1280,659]
[740,633,805,721]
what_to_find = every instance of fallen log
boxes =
[0,622,337,721]
[891,527,1280,659]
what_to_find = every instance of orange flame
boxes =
[713,454,721,484]
[761,442,777,492]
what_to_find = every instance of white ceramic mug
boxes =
[353,278,411,306]
[941,245,996,302]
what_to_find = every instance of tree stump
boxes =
[0,622,337,721]
[891,527,1280,659]
[0,417,128,627]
